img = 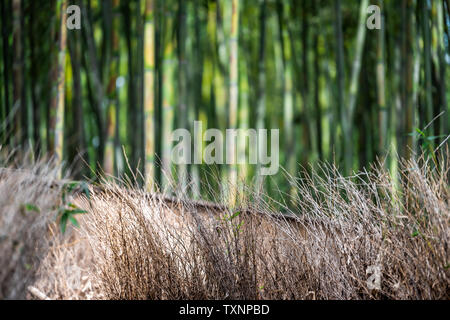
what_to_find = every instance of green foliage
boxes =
[57,203,86,234]
[410,128,446,164]
[222,210,241,222]
[413,128,445,152]
[61,181,90,203]
[0,0,448,206]
[21,203,40,214]
[219,210,244,236]
[57,181,90,234]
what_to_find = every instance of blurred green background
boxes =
[0,0,449,201]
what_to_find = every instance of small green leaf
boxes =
[23,203,40,213]
[69,216,80,228]
[235,221,244,232]
[66,208,87,215]
[425,135,445,141]
[65,181,79,193]
[230,211,241,221]
[62,181,79,203]
[415,128,426,137]
[80,182,90,199]
[60,213,69,234]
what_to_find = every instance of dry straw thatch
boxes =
[0,151,448,299]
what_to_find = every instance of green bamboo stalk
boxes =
[227,0,239,205]
[80,1,105,169]
[50,0,68,175]
[177,0,188,194]
[136,0,145,177]
[29,0,41,155]
[214,1,228,196]
[12,0,23,147]
[0,0,11,146]
[376,0,388,158]
[301,0,316,165]
[68,25,87,179]
[123,1,138,172]
[422,0,433,135]
[436,0,448,139]
[277,0,296,198]
[200,2,219,197]
[333,0,345,169]
[411,1,420,156]
[313,0,323,161]
[215,1,228,134]
[344,0,369,173]
[390,45,401,194]
[161,0,177,191]
[238,36,250,196]
[255,0,266,192]
[188,0,203,199]
[347,0,369,120]
[103,0,120,175]
[401,0,414,160]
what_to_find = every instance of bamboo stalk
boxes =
[144,0,156,190]
[103,0,120,175]
[255,0,267,192]
[161,0,177,191]
[376,0,387,159]
[277,0,296,199]
[12,0,23,147]
[177,0,188,194]
[49,0,68,177]
[227,0,239,206]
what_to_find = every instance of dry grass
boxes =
[0,151,448,300]
[0,151,97,299]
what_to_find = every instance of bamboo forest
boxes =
[0,0,449,199]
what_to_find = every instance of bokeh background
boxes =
[0,0,448,201]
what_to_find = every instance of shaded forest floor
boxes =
[0,153,449,300]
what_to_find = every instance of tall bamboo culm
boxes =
[177,0,188,195]
[103,0,120,175]
[49,0,68,177]
[255,0,267,193]
[227,0,239,206]
[376,0,388,159]
[161,0,177,191]
[144,0,156,190]
[277,0,296,198]
[12,0,23,147]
